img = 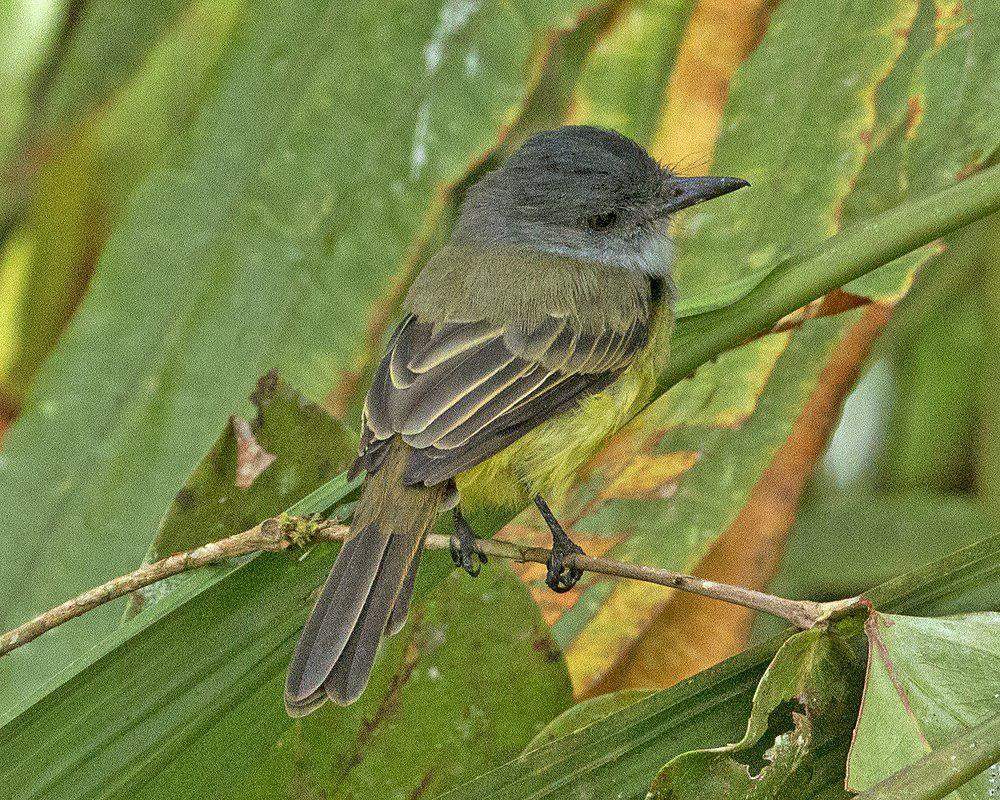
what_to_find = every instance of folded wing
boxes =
[352,311,648,486]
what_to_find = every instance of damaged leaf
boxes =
[231,415,276,489]
[144,372,355,559]
[124,372,356,616]
[648,621,866,799]
[435,535,1000,800]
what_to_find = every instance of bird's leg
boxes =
[534,495,584,593]
[450,503,487,577]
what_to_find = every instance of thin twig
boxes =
[0,515,864,658]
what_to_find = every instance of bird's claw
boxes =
[533,495,585,593]
[451,509,487,578]
[545,537,584,593]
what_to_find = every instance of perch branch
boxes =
[0,515,864,658]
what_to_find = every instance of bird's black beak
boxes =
[661,175,749,215]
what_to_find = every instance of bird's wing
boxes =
[352,312,649,486]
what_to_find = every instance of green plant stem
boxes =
[660,165,1000,394]
[854,711,1000,800]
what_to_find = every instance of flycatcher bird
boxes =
[285,125,747,715]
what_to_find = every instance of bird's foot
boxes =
[450,506,487,577]
[534,496,585,593]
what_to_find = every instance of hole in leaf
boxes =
[733,698,804,777]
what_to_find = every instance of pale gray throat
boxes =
[533,227,677,279]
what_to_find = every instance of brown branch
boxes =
[0,516,864,658]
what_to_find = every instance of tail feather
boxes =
[285,440,442,715]
[386,537,424,637]
[324,530,423,703]
[286,523,391,701]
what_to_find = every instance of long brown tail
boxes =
[285,442,443,716]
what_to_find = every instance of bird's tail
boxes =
[285,440,443,715]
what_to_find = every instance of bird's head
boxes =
[454,125,748,280]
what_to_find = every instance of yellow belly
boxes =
[455,313,672,508]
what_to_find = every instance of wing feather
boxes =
[432,364,553,448]
[387,316,429,389]
[504,314,567,361]
[403,371,619,486]
[395,337,514,434]
[404,357,535,448]
[353,309,648,484]
[407,320,503,373]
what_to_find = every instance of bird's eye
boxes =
[669,186,684,198]
[587,211,617,231]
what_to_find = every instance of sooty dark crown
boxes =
[451,126,683,278]
[498,126,670,226]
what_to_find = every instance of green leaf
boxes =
[35,0,220,132]
[661,163,1000,396]
[227,566,571,800]
[0,0,593,710]
[672,0,917,301]
[839,0,937,300]
[0,0,243,401]
[873,212,997,494]
[0,374,357,742]
[854,711,1000,800]
[845,0,1000,300]
[0,548,571,800]
[573,0,695,145]
[651,610,1000,800]
[0,0,61,172]
[905,0,1000,194]
[677,0,1000,318]
[524,689,656,753]
[648,622,865,799]
[847,612,1000,798]
[753,493,990,643]
[1,0,236,240]
[439,647,763,800]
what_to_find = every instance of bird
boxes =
[285,125,747,715]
